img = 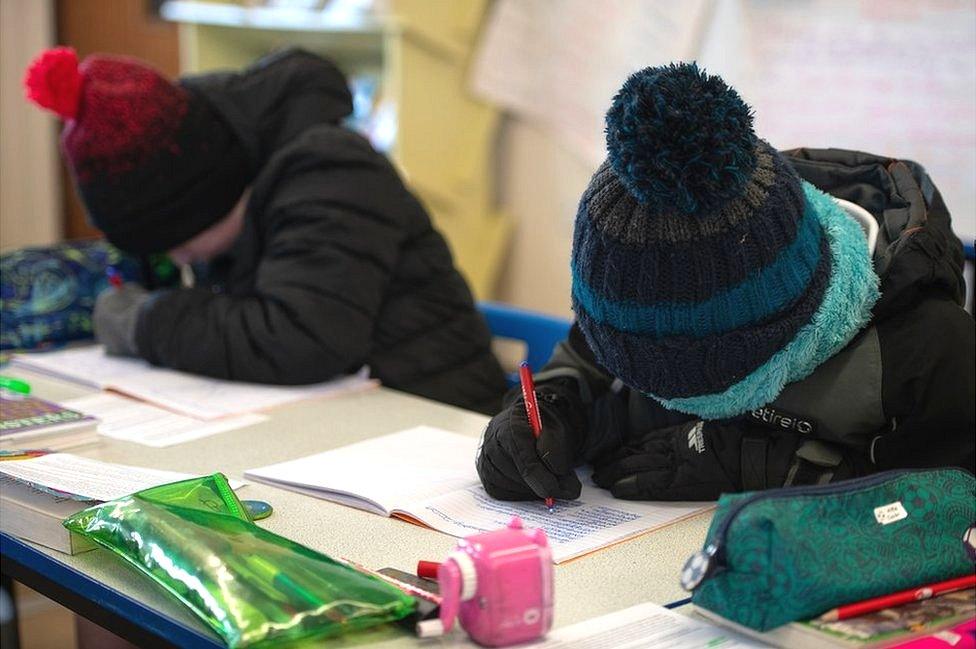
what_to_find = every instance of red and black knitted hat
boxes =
[24,47,250,254]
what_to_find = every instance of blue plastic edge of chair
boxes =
[478,301,572,377]
[1,532,221,648]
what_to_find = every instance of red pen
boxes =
[106,266,123,289]
[819,573,976,621]
[518,361,555,513]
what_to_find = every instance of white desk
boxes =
[2,369,713,647]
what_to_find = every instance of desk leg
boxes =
[1,573,20,649]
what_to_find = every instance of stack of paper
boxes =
[0,453,244,554]
[12,346,376,419]
[63,393,265,448]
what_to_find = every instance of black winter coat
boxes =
[530,148,974,498]
[133,50,507,414]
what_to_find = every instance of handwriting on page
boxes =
[427,489,641,544]
[414,480,708,563]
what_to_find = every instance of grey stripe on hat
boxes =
[585,143,781,245]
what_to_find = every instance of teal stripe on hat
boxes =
[650,182,880,419]
[571,202,824,339]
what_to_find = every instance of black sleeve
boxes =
[873,296,975,474]
[521,323,629,463]
[134,163,405,384]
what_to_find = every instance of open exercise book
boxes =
[245,427,712,563]
[12,346,375,420]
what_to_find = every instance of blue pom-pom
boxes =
[605,63,756,215]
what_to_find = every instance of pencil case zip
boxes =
[681,468,975,631]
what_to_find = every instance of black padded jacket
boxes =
[528,148,974,497]
[133,50,507,414]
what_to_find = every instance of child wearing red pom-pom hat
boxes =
[24,47,506,413]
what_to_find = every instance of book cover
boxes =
[694,590,976,648]
[0,391,97,439]
[802,590,976,647]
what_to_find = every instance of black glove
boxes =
[93,283,150,357]
[592,420,742,501]
[476,382,588,501]
[592,418,871,500]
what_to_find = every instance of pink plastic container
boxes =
[417,517,554,646]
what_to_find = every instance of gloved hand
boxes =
[476,382,589,502]
[592,420,742,501]
[591,420,868,501]
[93,283,150,357]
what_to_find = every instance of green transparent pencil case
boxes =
[63,474,415,647]
[681,468,976,631]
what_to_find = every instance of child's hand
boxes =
[476,394,584,502]
[591,421,739,501]
[93,283,150,356]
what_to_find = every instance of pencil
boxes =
[818,574,976,621]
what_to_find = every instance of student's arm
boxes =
[477,324,630,501]
[872,296,975,474]
[133,152,408,385]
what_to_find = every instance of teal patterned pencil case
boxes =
[681,468,975,631]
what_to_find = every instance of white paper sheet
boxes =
[527,602,765,648]
[245,427,712,563]
[63,393,267,447]
[697,0,976,243]
[0,453,244,501]
[472,0,976,243]
[12,346,376,419]
[245,426,477,516]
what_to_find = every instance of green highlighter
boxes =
[0,376,31,394]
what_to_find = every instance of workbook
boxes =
[0,391,99,451]
[245,427,712,563]
[11,346,375,419]
[0,453,243,554]
[0,474,96,554]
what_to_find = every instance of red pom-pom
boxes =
[24,47,82,120]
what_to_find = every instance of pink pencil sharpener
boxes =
[416,517,553,646]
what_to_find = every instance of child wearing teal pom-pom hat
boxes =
[477,63,974,502]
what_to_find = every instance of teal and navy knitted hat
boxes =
[571,63,880,419]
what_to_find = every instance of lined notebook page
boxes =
[408,477,709,563]
[245,426,481,516]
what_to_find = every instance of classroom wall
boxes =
[0,0,62,251]
[492,119,588,319]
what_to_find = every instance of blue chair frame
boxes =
[478,301,572,384]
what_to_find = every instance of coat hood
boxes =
[785,148,967,319]
[181,48,353,177]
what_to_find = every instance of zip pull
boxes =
[680,542,719,591]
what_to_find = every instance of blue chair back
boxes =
[478,301,572,385]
